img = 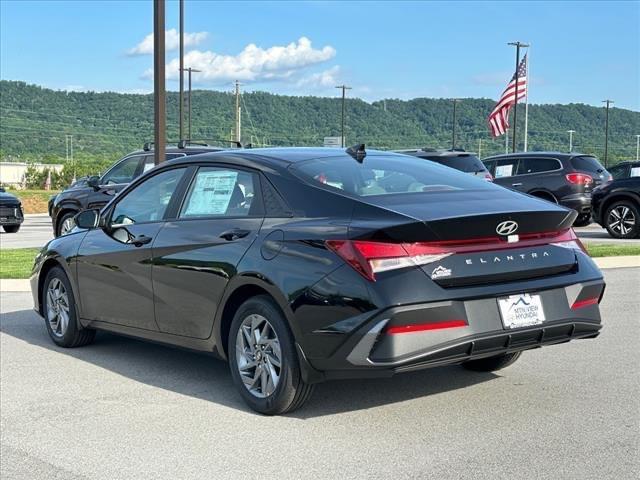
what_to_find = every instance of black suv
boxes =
[483,152,611,227]
[0,187,24,233]
[592,176,640,238]
[50,142,228,236]
[397,149,493,181]
[608,161,640,180]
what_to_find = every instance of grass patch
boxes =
[0,248,40,279]
[5,189,60,214]
[584,243,640,258]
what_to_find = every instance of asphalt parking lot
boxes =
[1,214,639,251]
[1,268,638,480]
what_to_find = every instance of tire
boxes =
[604,200,640,239]
[462,352,522,372]
[572,214,592,228]
[56,211,77,237]
[2,225,20,233]
[228,295,314,415]
[42,266,95,348]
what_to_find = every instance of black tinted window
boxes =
[518,158,561,174]
[609,164,629,180]
[426,155,487,173]
[571,156,606,173]
[292,154,493,197]
[102,156,143,184]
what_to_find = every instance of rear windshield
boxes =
[424,155,487,173]
[571,156,606,173]
[291,154,494,197]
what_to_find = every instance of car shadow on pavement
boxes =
[1,308,499,418]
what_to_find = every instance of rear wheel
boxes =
[42,266,95,348]
[228,295,314,415]
[604,200,639,239]
[2,225,20,233]
[56,211,76,237]
[462,352,522,372]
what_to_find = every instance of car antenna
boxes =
[346,144,366,163]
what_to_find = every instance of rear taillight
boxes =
[484,172,494,182]
[326,228,586,281]
[566,173,593,185]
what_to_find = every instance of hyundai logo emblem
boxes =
[496,220,518,236]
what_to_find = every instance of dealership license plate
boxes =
[498,293,545,329]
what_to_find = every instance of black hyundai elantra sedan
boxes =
[30,146,605,414]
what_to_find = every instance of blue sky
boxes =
[1,0,638,109]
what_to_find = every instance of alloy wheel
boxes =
[46,277,70,337]
[608,205,636,236]
[235,314,282,398]
[60,217,75,236]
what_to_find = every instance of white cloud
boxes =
[142,37,336,84]
[296,66,341,89]
[128,28,208,56]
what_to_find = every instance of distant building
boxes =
[0,162,63,189]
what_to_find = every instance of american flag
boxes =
[488,54,527,137]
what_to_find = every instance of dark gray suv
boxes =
[483,152,611,227]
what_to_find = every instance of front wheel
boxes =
[228,295,314,415]
[604,200,639,239]
[56,212,77,237]
[2,225,20,233]
[42,266,95,348]
[462,352,522,372]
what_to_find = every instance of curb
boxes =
[1,256,638,292]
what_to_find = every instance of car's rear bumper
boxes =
[305,278,604,381]
[559,194,591,215]
[0,206,24,226]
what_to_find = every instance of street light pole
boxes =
[179,67,201,141]
[335,84,351,147]
[567,130,575,152]
[602,99,614,168]
[179,0,184,140]
[153,0,166,165]
[635,135,640,162]
[508,41,529,153]
[451,99,460,150]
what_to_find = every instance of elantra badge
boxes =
[431,265,452,279]
[496,220,518,236]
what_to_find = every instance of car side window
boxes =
[110,168,186,226]
[494,158,519,178]
[609,165,628,180]
[483,160,496,175]
[101,156,144,185]
[518,158,561,175]
[141,153,186,174]
[179,167,259,218]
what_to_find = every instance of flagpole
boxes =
[508,41,529,153]
[523,46,530,152]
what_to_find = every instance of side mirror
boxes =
[74,209,100,230]
[87,175,100,190]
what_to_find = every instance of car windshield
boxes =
[291,154,494,197]
[425,154,487,173]
[571,156,607,174]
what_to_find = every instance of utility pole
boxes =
[567,130,575,152]
[180,67,201,141]
[335,84,351,147]
[635,134,639,161]
[451,98,460,150]
[179,0,184,140]
[602,99,613,168]
[508,41,529,153]
[153,0,166,165]
[234,80,242,144]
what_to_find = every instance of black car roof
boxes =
[395,149,479,157]
[126,145,226,156]
[483,151,596,161]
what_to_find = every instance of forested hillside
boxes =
[1,80,638,165]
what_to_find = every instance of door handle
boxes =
[219,229,251,241]
[131,234,152,247]
[512,183,523,187]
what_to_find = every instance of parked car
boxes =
[31,145,605,414]
[397,148,493,181]
[607,161,640,180]
[591,176,640,239]
[50,142,228,237]
[0,187,24,233]
[483,152,611,227]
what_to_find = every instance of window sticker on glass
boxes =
[184,170,238,216]
[495,164,514,178]
[143,162,154,173]
[631,167,640,178]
